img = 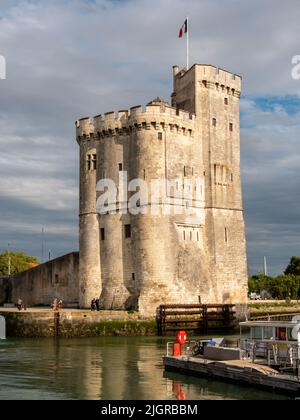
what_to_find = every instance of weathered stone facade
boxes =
[0,253,79,307]
[76,64,248,316]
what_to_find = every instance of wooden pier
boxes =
[164,355,300,396]
[157,304,236,336]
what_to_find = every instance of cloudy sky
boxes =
[0,0,299,275]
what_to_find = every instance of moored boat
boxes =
[163,317,300,396]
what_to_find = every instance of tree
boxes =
[270,275,300,300]
[0,251,39,276]
[284,256,300,276]
[248,272,300,300]
[248,274,273,294]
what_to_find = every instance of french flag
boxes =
[178,19,188,38]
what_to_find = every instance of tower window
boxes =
[87,154,97,171]
[212,118,217,127]
[125,224,131,239]
[197,232,200,242]
[225,227,228,243]
[229,123,233,132]
[92,154,97,170]
[100,228,105,241]
[87,155,91,171]
[190,231,192,240]
[158,132,163,140]
[224,98,229,105]
[132,273,135,281]
[119,163,123,171]
[183,231,186,241]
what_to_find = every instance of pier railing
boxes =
[240,339,300,371]
[251,313,300,322]
[157,304,236,336]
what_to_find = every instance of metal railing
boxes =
[241,339,300,368]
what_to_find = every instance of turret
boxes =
[76,118,101,308]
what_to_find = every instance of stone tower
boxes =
[76,64,248,316]
[77,118,102,308]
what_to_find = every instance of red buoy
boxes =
[176,330,188,345]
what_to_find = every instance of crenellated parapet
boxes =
[174,64,242,98]
[76,104,195,141]
[197,65,241,95]
[76,117,94,143]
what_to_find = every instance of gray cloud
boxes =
[0,0,299,275]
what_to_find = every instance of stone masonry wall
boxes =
[0,310,156,338]
[0,253,79,307]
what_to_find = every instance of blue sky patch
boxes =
[249,95,300,115]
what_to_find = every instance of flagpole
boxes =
[186,16,189,69]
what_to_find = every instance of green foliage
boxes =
[0,251,39,276]
[248,272,300,300]
[284,256,300,276]
[248,274,273,294]
[248,301,300,309]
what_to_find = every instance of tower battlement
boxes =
[76,104,195,141]
[75,117,94,141]
[173,64,242,98]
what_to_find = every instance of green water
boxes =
[0,337,291,400]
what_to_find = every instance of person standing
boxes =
[95,298,100,312]
[52,298,58,311]
[91,298,96,311]
[17,299,23,311]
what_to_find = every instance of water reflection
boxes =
[172,381,187,400]
[164,372,289,401]
[0,337,291,400]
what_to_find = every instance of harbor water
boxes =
[0,337,291,400]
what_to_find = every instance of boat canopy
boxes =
[240,320,300,342]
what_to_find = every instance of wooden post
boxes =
[162,306,166,336]
[54,311,60,337]
[203,305,208,334]
[224,305,230,329]
[157,306,162,336]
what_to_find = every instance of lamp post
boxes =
[7,243,11,277]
